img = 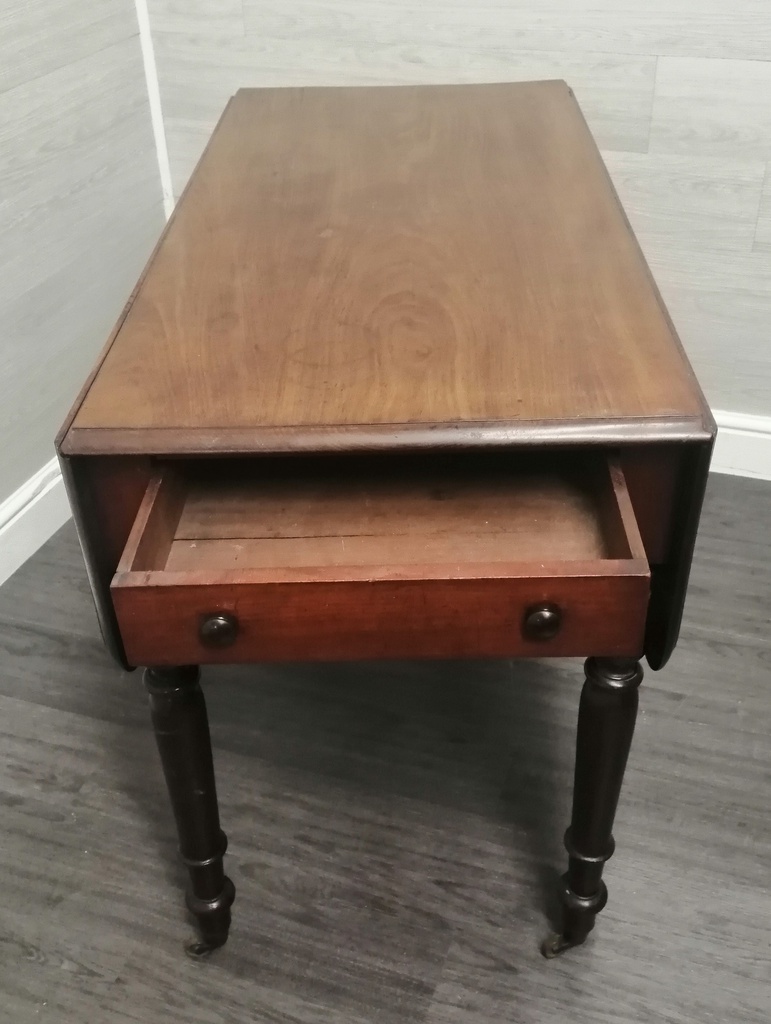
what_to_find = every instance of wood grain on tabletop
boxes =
[63,81,709,455]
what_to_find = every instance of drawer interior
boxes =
[115,453,648,583]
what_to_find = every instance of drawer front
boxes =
[112,572,649,666]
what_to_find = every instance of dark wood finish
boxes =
[144,665,235,955]
[543,656,643,957]
[52,83,716,959]
[62,419,712,457]
[58,442,702,672]
[110,456,649,666]
[199,612,239,648]
[620,441,710,669]
[171,461,613,556]
[60,82,711,457]
[644,440,714,669]
[54,82,715,671]
[165,454,642,568]
[58,454,153,669]
[119,470,186,572]
[115,575,649,667]
[620,446,683,565]
[522,603,562,641]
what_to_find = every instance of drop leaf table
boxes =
[57,82,715,958]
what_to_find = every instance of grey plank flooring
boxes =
[0,472,769,1022]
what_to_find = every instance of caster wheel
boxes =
[540,932,586,958]
[185,934,226,959]
[186,939,219,959]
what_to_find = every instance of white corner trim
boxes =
[134,0,175,220]
[0,458,70,587]
[712,410,771,481]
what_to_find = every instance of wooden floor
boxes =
[0,472,768,1023]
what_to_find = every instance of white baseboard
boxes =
[0,413,768,587]
[712,410,771,481]
[0,457,71,587]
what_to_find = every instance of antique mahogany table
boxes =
[57,82,714,958]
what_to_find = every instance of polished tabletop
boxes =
[61,81,710,456]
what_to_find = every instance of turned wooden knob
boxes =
[199,612,239,647]
[523,603,562,641]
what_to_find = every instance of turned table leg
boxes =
[543,656,643,957]
[144,666,235,957]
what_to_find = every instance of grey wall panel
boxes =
[645,243,771,415]
[148,0,244,34]
[650,57,771,160]
[0,0,138,93]
[604,153,766,254]
[754,167,771,252]
[240,1,771,62]
[0,21,163,504]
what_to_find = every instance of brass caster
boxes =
[185,938,220,959]
[540,931,587,958]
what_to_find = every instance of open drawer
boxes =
[111,454,650,666]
